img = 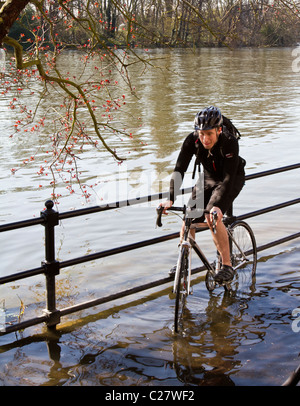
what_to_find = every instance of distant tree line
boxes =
[7,0,300,49]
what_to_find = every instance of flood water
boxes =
[0,48,300,386]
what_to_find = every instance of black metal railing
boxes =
[0,163,300,335]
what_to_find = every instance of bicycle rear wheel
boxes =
[229,220,257,293]
[174,245,189,333]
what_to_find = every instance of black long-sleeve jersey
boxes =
[170,131,245,209]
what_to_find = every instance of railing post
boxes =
[41,200,60,330]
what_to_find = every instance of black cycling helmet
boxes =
[194,106,223,131]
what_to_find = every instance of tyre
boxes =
[228,220,257,294]
[205,252,220,291]
[174,246,189,333]
[205,268,216,291]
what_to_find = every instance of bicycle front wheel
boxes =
[174,245,189,333]
[229,220,257,293]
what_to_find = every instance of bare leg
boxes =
[209,221,231,267]
[182,219,231,265]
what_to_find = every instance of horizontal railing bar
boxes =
[58,191,171,220]
[59,232,181,269]
[60,227,300,316]
[2,231,300,336]
[236,198,300,221]
[1,198,299,285]
[60,264,208,317]
[57,163,300,220]
[60,198,300,268]
[245,163,300,181]
[0,217,44,233]
[57,230,300,318]
[0,264,209,335]
[0,163,299,335]
[0,314,47,336]
[60,277,173,316]
[57,164,300,220]
[0,266,45,285]
[256,232,300,253]
[1,163,299,233]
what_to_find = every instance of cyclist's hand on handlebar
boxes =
[159,200,173,215]
[205,206,223,228]
[156,201,173,227]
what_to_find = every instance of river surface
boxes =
[0,48,300,386]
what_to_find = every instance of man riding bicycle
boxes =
[160,106,246,284]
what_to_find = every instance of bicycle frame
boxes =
[156,204,256,288]
[172,211,215,296]
[156,204,257,332]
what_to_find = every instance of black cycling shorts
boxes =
[190,174,245,223]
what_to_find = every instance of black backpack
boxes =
[222,115,241,140]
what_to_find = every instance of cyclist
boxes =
[160,106,246,284]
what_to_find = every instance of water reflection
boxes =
[171,291,251,386]
[1,249,300,386]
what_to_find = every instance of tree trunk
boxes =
[0,0,31,44]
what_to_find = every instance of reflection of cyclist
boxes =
[172,293,240,385]
[160,106,245,283]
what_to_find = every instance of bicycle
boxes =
[156,205,257,333]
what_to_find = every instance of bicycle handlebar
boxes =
[156,206,164,227]
[156,205,218,231]
[156,206,185,228]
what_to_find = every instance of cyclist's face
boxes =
[198,127,221,150]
